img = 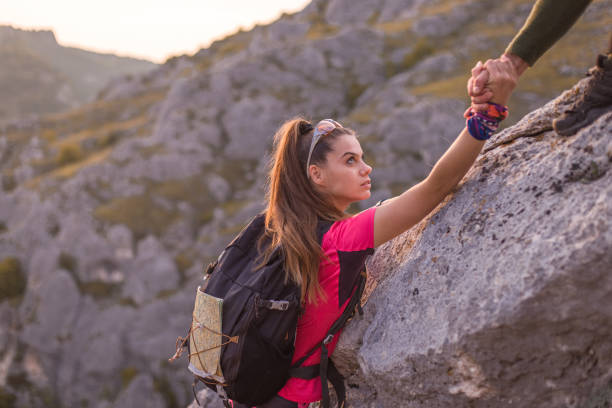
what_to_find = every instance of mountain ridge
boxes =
[0,25,157,123]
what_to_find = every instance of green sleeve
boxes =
[505,0,593,66]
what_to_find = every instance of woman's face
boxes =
[310,134,372,211]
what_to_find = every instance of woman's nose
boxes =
[361,162,372,175]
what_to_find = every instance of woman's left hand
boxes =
[467,61,493,111]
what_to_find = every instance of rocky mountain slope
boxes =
[0,0,610,407]
[0,25,156,124]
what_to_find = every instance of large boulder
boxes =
[335,77,612,407]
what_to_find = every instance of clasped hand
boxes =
[467,56,519,110]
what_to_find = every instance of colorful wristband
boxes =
[464,102,509,141]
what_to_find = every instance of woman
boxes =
[233,57,518,408]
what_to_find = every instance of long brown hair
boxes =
[261,117,355,303]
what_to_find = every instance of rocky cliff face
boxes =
[0,0,610,407]
[333,78,612,407]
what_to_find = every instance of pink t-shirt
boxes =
[278,207,376,403]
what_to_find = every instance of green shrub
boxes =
[120,367,139,389]
[153,376,178,408]
[221,200,247,217]
[97,130,122,148]
[0,386,16,408]
[79,281,118,299]
[2,170,17,192]
[198,208,214,225]
[346,81,368,109]
[0,257,26,301]
[386,38,435,78]
[58,252,77,273]
[57,143,82,166]
[93,195,178,241]
[174,252,194,275]
[306,22,339,40]
[219,223,245,237]
[401,38,435,70]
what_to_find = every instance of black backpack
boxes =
[170,213,368,408]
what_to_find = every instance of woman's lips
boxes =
[361,180,371,187]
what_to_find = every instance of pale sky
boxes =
[1,0,312,63]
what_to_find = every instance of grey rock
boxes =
[97,75,148,102]
[378,98,464,156]
[407,52,460,86]
[188,388,225,408]
[13,164,34,185]
[2,192,57,250]
[0,304,18,385]
[0,303,12,353]
[23,245,61,283]
[122,235,180,305]
[413,3,478,38]
[56,212,114,281]
[222,95,286,160]
[106,224,134,260]
[207,71,235,108]
[279,46,327,82]
[153,96,223,151]
[208,174,231,202]
[126,292,193,367]
[335,79,612,408]
[20,269,81,355]
[326,0,381,25]
[109,177,147,197]
[160,217,197,252]
[55,302,134,407]
[99,56,193,102]
[225,55,304,100]
[268,19,310,44]
[120,151,206,182]
[379,0,428,22]
[315,28,386,86]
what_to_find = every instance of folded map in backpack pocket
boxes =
[188,287,225,382]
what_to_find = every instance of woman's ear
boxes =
[309,165,325,186]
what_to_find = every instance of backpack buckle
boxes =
[267,300,290,311]
[323,334,334,345]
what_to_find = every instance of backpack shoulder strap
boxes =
[289,270,368,408]
[289,216,370,408]
[316,218,333,242]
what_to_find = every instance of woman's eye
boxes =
[347,157,355,164]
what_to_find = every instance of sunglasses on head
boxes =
[305,118,343,177]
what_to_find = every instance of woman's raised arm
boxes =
[373,57,518,247]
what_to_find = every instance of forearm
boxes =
[503,53,529,77]
[426,127,484,194]
[505,0,592,66]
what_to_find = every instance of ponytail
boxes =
[261,117,351,303]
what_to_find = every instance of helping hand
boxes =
[468,55,523,111]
